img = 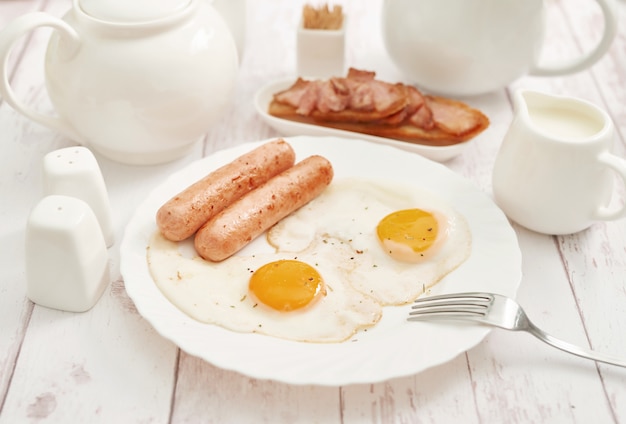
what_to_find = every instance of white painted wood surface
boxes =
[1,0,625,422]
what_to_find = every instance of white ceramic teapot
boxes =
[381,0,618,96]
[0,0,239,165]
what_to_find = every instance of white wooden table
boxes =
[1,0,626,422]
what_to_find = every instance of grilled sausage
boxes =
[156,139,295,241]
[194,155,334,261]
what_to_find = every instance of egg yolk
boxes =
[376,208,442,263]
[249,260,325,312]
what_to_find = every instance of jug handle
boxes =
[594,152,626,222]
[0,12,81,141]
[530,0,618,77]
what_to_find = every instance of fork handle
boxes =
[528,323,626,368]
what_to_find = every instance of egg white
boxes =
[148,176,471,343]
[147,231,382,343]
[268,178,472,305]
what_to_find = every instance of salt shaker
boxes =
[43,146,114,246]
[25,195,109,312]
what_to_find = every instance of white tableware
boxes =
[0,0,238,165]
[297,18,345,78]
[381,0,618,96]
[26,195,109,312]
[212,0,246,60]
[410,292,626,368]
[43,146,114,247]
[254,79,472,162]
[492,89,626,235]
[120,136,522,386]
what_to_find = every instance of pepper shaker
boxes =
[43,146,114,247]
[25,195,110,312]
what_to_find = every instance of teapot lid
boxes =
[78,0,191,23]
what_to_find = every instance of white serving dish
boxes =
[254,79,474,163]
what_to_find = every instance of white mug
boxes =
[381,0,619,96]
[492,90,626,235]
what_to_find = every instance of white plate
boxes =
[254,79,473,163]
[120,136,521,386]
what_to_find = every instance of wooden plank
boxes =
[172,352,341,423]
[0,0,188,422]
[0,0,47,74]
[0,0,56,409]
[0,0,624,422]
[511,1,626,422]
[341,357,479,423]
[469,227,616,423]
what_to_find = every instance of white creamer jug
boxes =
[0,0,239,165]
[492,89,626,235]
[381,0,618,96]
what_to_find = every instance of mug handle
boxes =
[0,12,82,140]
[530,0,618,76]
[594,152,626,221]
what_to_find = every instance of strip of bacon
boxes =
[269,68,489,144]
[273,78,309,108]
[376,85,434,130]
[272,68,408,120]
[426,96,484,136]
[346,68,376,81]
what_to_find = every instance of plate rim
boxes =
[120,136,522,386]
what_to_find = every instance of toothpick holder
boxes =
[297,18,346,79]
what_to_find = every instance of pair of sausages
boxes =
[156,139,334,261]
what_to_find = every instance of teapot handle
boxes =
[0,12,82,141]
[530,0,618,77]
[593,152,626,222]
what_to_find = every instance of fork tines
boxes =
[408,292,493,321]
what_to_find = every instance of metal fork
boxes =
[409,292,626,368]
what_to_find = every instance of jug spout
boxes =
[513,89,610,143]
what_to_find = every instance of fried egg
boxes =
[147,231,382,343]
[147,176,471,343]
[268,178,472,305]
